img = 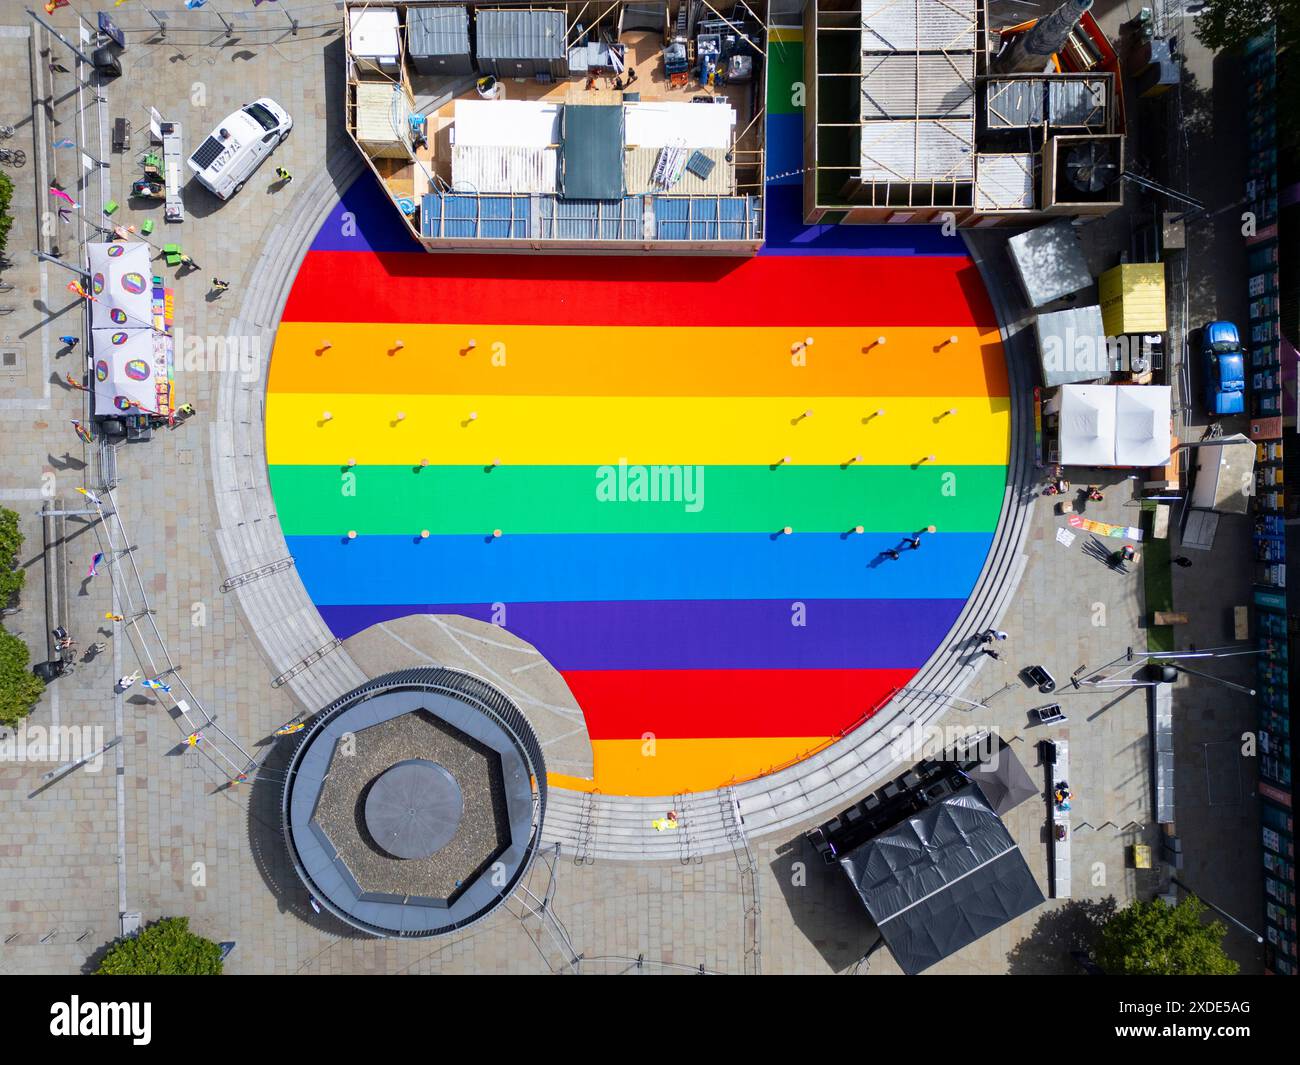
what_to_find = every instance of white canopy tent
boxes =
[86,241,173,418]
[1058,383,1116,465]
[87,242,153,331]
[91,327,159,414]
[1115,386,1173,466]
[1056,384,1171,467]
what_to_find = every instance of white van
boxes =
[187,98,293,200]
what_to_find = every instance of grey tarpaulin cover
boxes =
[837,786,1044,974]
[965,739,1038,815]
[560,104,625,201]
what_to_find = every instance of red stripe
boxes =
[562,668,914,740]
[284,251,996,328]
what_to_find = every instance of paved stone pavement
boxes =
[0,8,1263,974]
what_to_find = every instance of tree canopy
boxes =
[1192,0,1300,56]
[0,506,24,607]
[96,917,224,975]
[1096,896,1240,975]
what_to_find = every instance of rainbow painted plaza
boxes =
[265,29,1010,797]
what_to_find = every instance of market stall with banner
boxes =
[86,241,174,423]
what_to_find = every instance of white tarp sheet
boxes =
[624,101,735,149]
[87,242,153,331]
[349,8,400,61]
[453,100,561,147]
[92,327,159,414]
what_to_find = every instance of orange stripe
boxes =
[549,736,831,796]
[268,323,1008,397]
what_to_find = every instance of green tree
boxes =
[96,917,224,975]
[0,172,14,253]
[1192,0,1300,55]
[0,505,24,607]
[1096,896,1239,975]
[0,627,43,727]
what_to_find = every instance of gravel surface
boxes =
[314,710,510,900]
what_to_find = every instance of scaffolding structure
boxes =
[807,0,981,219]
[341,1,770,252]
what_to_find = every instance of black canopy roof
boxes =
[837,786,1044,974]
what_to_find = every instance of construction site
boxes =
[804,0,1127,225]
[343,1,769,251]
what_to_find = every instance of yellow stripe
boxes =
[267,393,1011,466]
[767,27,803,42]
[548,736,830,796]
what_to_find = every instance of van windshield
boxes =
[243,103,279,132]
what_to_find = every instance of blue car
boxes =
[1202,321,1245,416]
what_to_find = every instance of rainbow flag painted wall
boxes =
[265,34,1010,796]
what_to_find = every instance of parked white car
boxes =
[187,98,293,200]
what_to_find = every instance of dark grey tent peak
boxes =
[837,786,1044,974]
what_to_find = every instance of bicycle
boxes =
[0,124,14,139]
[0,147,26,167]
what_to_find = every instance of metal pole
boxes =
[1169,663,1256,697]
[25,7,95,66]
[33,249,90,278]
[39,736,122,784]
[1170,877,1265,945]
[146,8,167,39]
[1122,170,1204,211]
[212,6,235,37]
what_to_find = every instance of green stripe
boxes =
[766,37,804,115]
[270,464,1007,536]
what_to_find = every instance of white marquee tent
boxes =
[1058,383,1116,465]
[88,241,153,331]
[1056,384,1171,467]
[1115,386,1173,467]
[87,241,169,416]
[91,327,160,414]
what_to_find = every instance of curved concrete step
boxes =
[211,148,370,716]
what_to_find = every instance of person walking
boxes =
[980,647,1002,660]
[58,335,79,350]
[1174,555,1193,568]
[907,535,922,550]
[980,629,1008,644]
[211,277,230,294]
[275,166,293,184]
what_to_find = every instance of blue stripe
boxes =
[287,531,993,605]
[760,185,970,257]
